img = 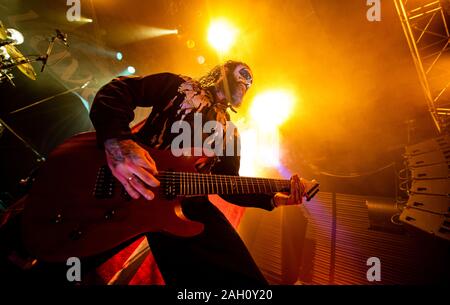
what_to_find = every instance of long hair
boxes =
[198,60,249,89]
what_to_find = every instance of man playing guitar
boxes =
[88,60,306,285]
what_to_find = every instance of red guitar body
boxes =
[21,132,204,262]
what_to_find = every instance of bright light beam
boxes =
[207,19,238,53]
[238,90,297,176]
[144,27,178,38]
[249,90,296,129]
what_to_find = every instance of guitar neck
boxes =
[159,171,290,196]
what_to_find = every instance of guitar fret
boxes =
[179,172,182,195]
[195,173,198,195]
[203,174,207,194]
[215,175,219,194]
[269,179,275,193]
[178,172,181,195]
[203,174,206,194]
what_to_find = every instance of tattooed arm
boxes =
[90,73,184,199]
[104,138,159,200]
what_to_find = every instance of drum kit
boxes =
[0,21,36,85]
[0,21,68,86]
[0,21,69,162]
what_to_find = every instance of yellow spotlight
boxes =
[249,90,295,128]
[207,19,238,53]
[144,27,178,38]
[197,55,206,65]
[186,39,196,49]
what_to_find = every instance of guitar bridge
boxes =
[93,165,116,199]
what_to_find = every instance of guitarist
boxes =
[88,60,305,285]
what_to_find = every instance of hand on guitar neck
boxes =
[105,138,315,206]
[273,174,307,207]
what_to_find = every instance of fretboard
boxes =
[159,171,290,196]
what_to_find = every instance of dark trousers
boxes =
[146,197,267,286]
[1,197,267,286]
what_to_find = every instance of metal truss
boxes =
[394,0,450,134]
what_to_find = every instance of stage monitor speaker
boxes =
[406,193,450,215]
[407,149,450,168]
[404,135,450,156]
[410,162,450,179]
[399,207,449,241]
[401,136,450,241]
[410,179,450,196]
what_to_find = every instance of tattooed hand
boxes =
[104,138,160,200]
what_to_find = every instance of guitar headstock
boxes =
[300,178,320,202]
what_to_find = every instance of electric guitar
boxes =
[20,132,319,262]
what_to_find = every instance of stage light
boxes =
[144,27,178,38]
[7,28,24,45]
[116,52,123,61]
[238,122,282,176]
[127,66,136,74]
[186,39,196,49]
[237,89,296,176]
[197,55,205,65]
[249,90,295,128]
[207,19,238,53]
[75,17,94,23]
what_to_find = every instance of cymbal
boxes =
[0,21,8,40]
[0,22,36,80]
[5,44,36,80]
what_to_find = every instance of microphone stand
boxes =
[0,117,45,162]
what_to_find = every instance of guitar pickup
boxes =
[93,165,116,199]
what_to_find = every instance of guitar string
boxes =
[155,176,289,187]
[156,173,290,187]
[155,172,290,194]
[155,171,290,184]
